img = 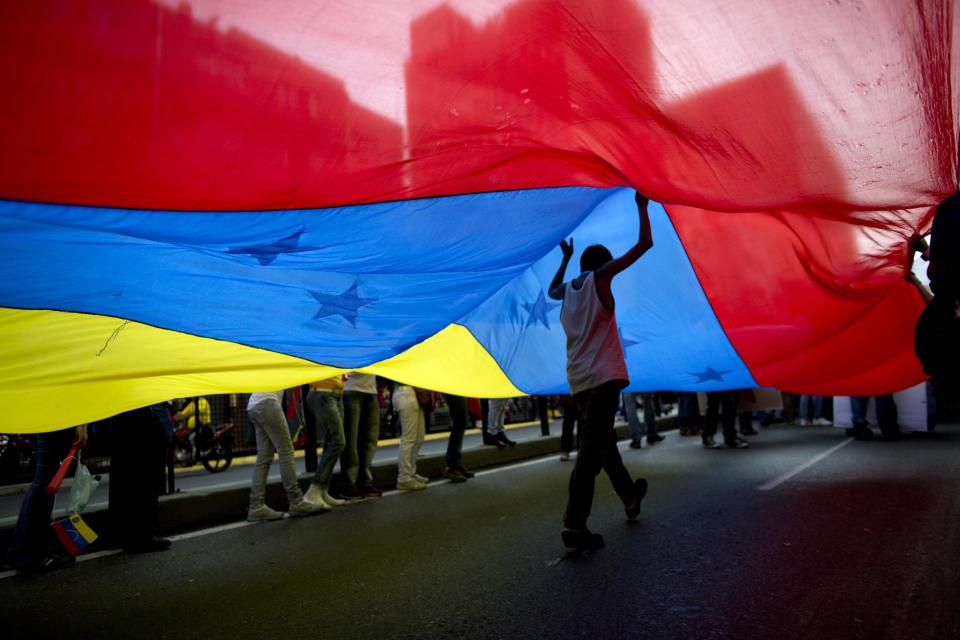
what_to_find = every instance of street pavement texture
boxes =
[2,424,959,640]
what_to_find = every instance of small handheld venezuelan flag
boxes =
[51,513,98,555]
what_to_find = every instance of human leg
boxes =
[487,398,507,436]
[622,392,642,445]
[875,394,900,436]
[563,383,635,531]
[641,391,663,442]
[307,390,345,490]
[6,429,75,570]
[340,391,363,487]
[394,386,423,485]
[703,392,721,446]
[357,392,381,489]
[443,393,467,470]
[249,402,303,507]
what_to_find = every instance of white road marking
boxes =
[757,438,853,491]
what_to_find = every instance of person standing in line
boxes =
[442,393,475,482]
[304,375,348,508]
[5,425,86,572]
[702,390,749,449]
[547,190,653,551]
[339,372,382,499]
[246,391,327,521]
[392,382,429,491]
[104,406,174,551]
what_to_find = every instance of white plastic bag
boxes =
[66,457,100,515]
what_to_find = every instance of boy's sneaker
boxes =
[625,478,649,520]
[702,436,721,449]
[725,437,750,449]
[443,467,468,483]
[397,478,428,491]
[561,528,605,551]
[247,504,285,523]
[289,498,328,517]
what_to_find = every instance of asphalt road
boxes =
[2,424,959,640]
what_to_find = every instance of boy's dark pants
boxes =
[563,381,636,530]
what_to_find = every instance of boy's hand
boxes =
[560,238,574,259]
[635,191,649,210]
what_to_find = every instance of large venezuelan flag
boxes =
[0,0,956,432]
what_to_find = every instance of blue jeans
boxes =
[6,428,75,568]
[442,394,467,468]
[798,395,824,420]
[341,391,380,486]
[306,390,345,490]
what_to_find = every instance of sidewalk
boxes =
[0,413,677,550]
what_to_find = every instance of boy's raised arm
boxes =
[596,192,653,286]
[548,238,574,300]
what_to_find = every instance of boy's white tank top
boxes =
[560,272,629,395]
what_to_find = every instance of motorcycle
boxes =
[172,422,235,473]
[0,433,36,483]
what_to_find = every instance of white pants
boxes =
[393,386,425,483]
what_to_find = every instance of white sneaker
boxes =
[321,488,346,507]
[797,418,811,426]
[414,474,429,484]
[813,417,833,426]
[289,497,329,516]
[396,478,428,491]
[304,484,331,509]
[247,504,284,523]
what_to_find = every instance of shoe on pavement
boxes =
[14,553,76,574]
[357,484,383,498]
[702,436,722,449]
[797,418,811,426]
[483,433,507,449]
[629,440,643,449]
[304,484,332,509]
[625,478,649,520]
[289,498,328,517]
[125,536,172,553]
[740,426,758,436]
[247,504,285,523]
[397,478,428,491]
[496,432,517,446]
[813,417,833,426]
[455,465,475,478]
[443,467,467,483]
[321,488,346,507]
[647,433,665,444]
[559,451,571,461]
[343,485,368,500]
[725,437,750,449]
[414,474,430,484]
[846,426,874,440]
[561,528,605,551]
